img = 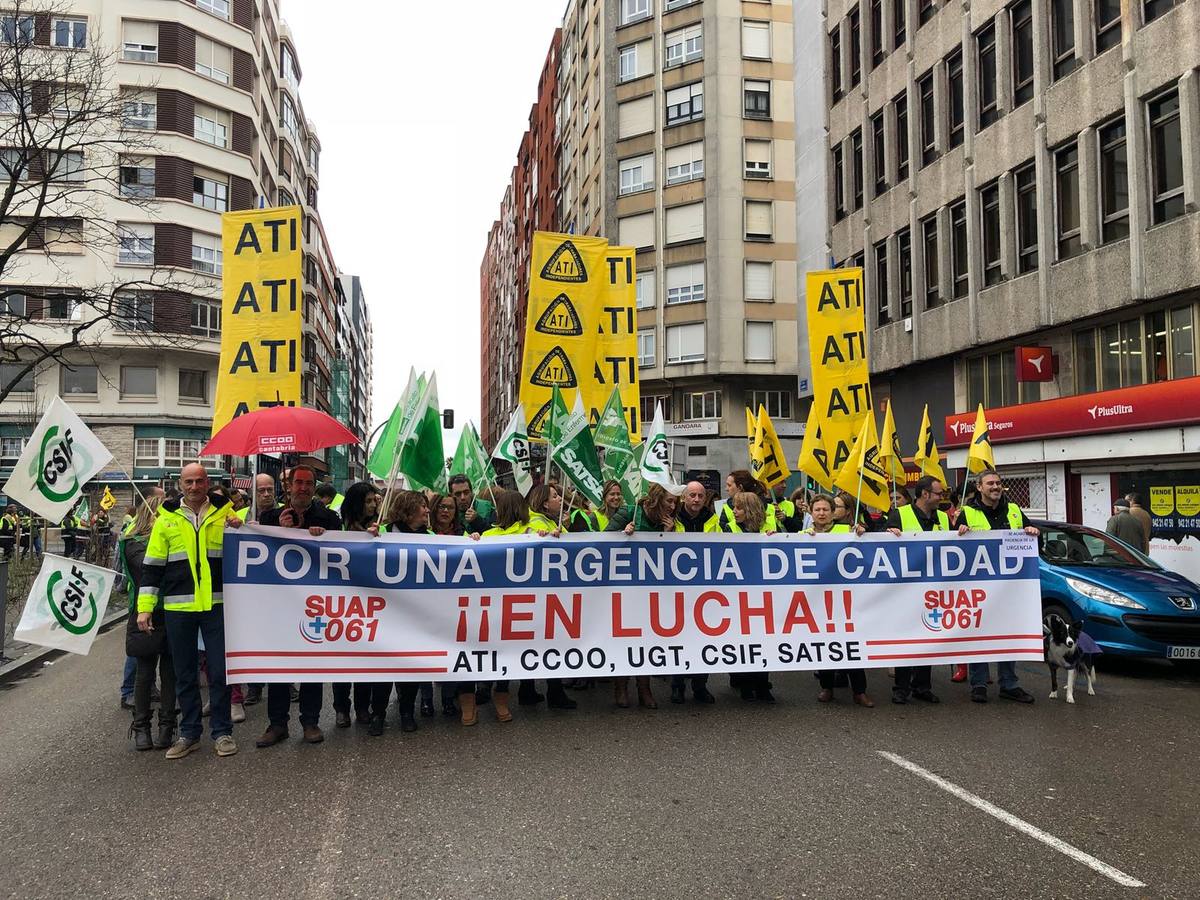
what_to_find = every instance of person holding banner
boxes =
[593,481,628,532]
[668,481,719,705]
[806,495,862,536]
[954,468,1039,705]
[136,464,240,760]
[450,475,495,533]
[430,493,464,537]
[717,471,778,533]
[718,493,777,536]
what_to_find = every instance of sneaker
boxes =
[368,715,385,737]
[913,690,941,704]
[999,686,1035,704]
[230,702,246,723]
[165,737,201,760]
[951,665,968,683]
[971,686,988,703]
[244,687,262,706]
[419,699,435,718]
[335,710,352,729]
[891,691,909,705]
[214,735,238,757]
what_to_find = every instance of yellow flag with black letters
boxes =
[751,405,790,490]
[797,402,834,491]
[833,413,892,512]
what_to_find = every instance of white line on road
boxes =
[877,750,1146,889]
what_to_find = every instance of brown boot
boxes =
[255,724,288,748]
[636,677,657,709]
[614,679,630,708]
[493,691,513,723]
[459,692,478,726]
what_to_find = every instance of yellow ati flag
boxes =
[751,406,790,490]
[833,414,892,512]
[100,486,117,511]
[966,403,996,474]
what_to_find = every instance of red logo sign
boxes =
[1016,346,1054,382]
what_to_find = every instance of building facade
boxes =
[336,272,373,484]
[0,0,360,503]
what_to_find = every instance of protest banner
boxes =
[212,205,303,434]
[223,526,1042,682]
[519,232,638,439]
[15,554,118,654]
[805,268,871,479]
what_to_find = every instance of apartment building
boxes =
[825,0,1200,566]
[0,0,359,500]
[336,272,373,484]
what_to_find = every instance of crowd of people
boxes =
[121,460,1047,760]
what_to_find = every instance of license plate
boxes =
[1168,646,1200,660]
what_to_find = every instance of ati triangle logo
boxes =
[539,240,588,283]
[528,400,553,439]
[535,294,584,336]
[529,347,578,388]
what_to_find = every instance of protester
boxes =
[807,494,861,535]
[886,476,946,705]
[525,483,565,534]
[449,474,495,533]
[250,465,342,745]
[119,487,166,712]
[955,468,1039,704]
[782,489,813,532]
[136,464,239,759]
[1106,499,1146,551]
[1124,493,1152,553]
[677,480,715,533]
[315,483,337,508]
[726,492,779,703]
[380,490,432,733]
[254,473,277,518]
[0,508,15,559]
[429,493,463,536]
[592,480,627,532]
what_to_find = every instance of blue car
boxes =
[1034,520,1200,660]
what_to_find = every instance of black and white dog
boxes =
[1044,615,1101,704]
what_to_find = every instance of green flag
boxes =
[549,389,606,508]
[491,405,532,495]
[367,368,418,480]
[399,373,446,492]
[594,386,639,504]
[450,422,496,489]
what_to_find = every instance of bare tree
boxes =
[0,0,206,405]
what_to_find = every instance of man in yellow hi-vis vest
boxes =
[954,468,1040,705]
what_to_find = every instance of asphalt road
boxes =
[1,628,1197,900]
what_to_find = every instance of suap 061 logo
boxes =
[922,588,988,632]
[300,594,385,643]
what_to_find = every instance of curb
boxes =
[0,607,128,684]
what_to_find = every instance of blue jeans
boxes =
[969,661,1019,691]
[121,655,137,699]
[165,606,232,742]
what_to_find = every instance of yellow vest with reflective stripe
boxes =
[897,504,949,532]
[528,512,557,532]
[962,502,1023,530]
[482,521,533,537]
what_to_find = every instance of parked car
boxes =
[1034,520,1200,659]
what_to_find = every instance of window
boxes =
[115,292,154,331]
[122,91,156,130]
[1170,306,1195,379]
[1099,118,1129,241]
[894,0,907,45]
[122,21,158,62]
[119,158,154,199]
[620,0,652,25]
[1143,0,1178,22]
[1095,0,1121,50]
[195,35,231,84]
[895,92,910,178]
[44,218,83,253]
[51,85,83,118]
[875,238,890,325]
[747,390,792,420]
[197,0,230,17]
[1148,89,1184,224]
[191,298,221,337]
[897,228,913,317]
[618,95,654,138]
[179,369,208,402]
[666,141,704,184]
[194,103,229,148]
[619,153,654,195]
[618,45,638,82]
[977,24,998,129]
[1011,0,1034,106]
[121,366,157,398]
[950,199,968,298]
[1,15,34,44]
[641,394,672,425]
[1051,0,1077,80]
[922,214,940,308]
[1055,143,1081,260]
[849,9,861,87]
[833,144,846,220]
[871,111,887,195]
[1100,319,1145,388]
[919,71,937,165]
[118,223,154,265]
[0,362,33,395]
[739,139,772,182]
[966,351,1036,408]
[919,0,937,24]
[944,51,963,149]
[666,262,705,305]
[0,292,26,316]
[666,202,705,243]
[618,211,654,249]
[851,128,864,210]
[870,0,885,66]
[191,232,222,275]
[666,322,705,363]
[280,95,299,140]
[1015,161,1039,272]
[0,86,26,114]
[745,261,774,300]
[830,27,843,103]
[980,182,1002,286]
[193,171,228,210]
[1074,330,1098,393]
[682,389,721,420]
[665,24,702,67]
[61,365,98,396]
[637,329,656,367]
[745,200,773,241]
[48,150,83,182]
[666,83,704,126]
[743,20,771,59]
[744,79,771,119]
[636,270,656,309]
[746,321,775,361]
[666,0,699,9]
[51,17,86,49]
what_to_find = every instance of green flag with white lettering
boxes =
[594,386,639,504]
[548,388,606,508]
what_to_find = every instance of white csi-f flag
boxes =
[492,404,533,495]
[2,396,112,522]
[639,402,684,496]
[15,554,118,654]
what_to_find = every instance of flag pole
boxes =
[853,466,865,529]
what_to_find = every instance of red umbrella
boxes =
[202,407,360,457]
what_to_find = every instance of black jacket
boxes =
[260,501,342,531]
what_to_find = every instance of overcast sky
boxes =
[285,1,566,444]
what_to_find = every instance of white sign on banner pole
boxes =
[15,553,118,655]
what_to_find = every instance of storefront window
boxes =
[1074,330,1097,394]
[1146,310,1168,383]
[967,356,985,408]
[1119,318,1144,387]
[1171,306,1195,378]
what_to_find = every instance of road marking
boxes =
[877,750,1146,889]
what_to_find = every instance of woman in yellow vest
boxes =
[805,494,864,535]
[720,492,782,703]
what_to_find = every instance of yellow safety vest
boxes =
[482,521,533,537]
[962,502,1023,531]
[897,505,950,532]
[528,512,557,532]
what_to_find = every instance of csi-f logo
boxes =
[31,425,85,502]
[300,594,384,643]
[922,589,987,632]
[500,433,529,467]
[47,565,100,635]
[644,436,669,474]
